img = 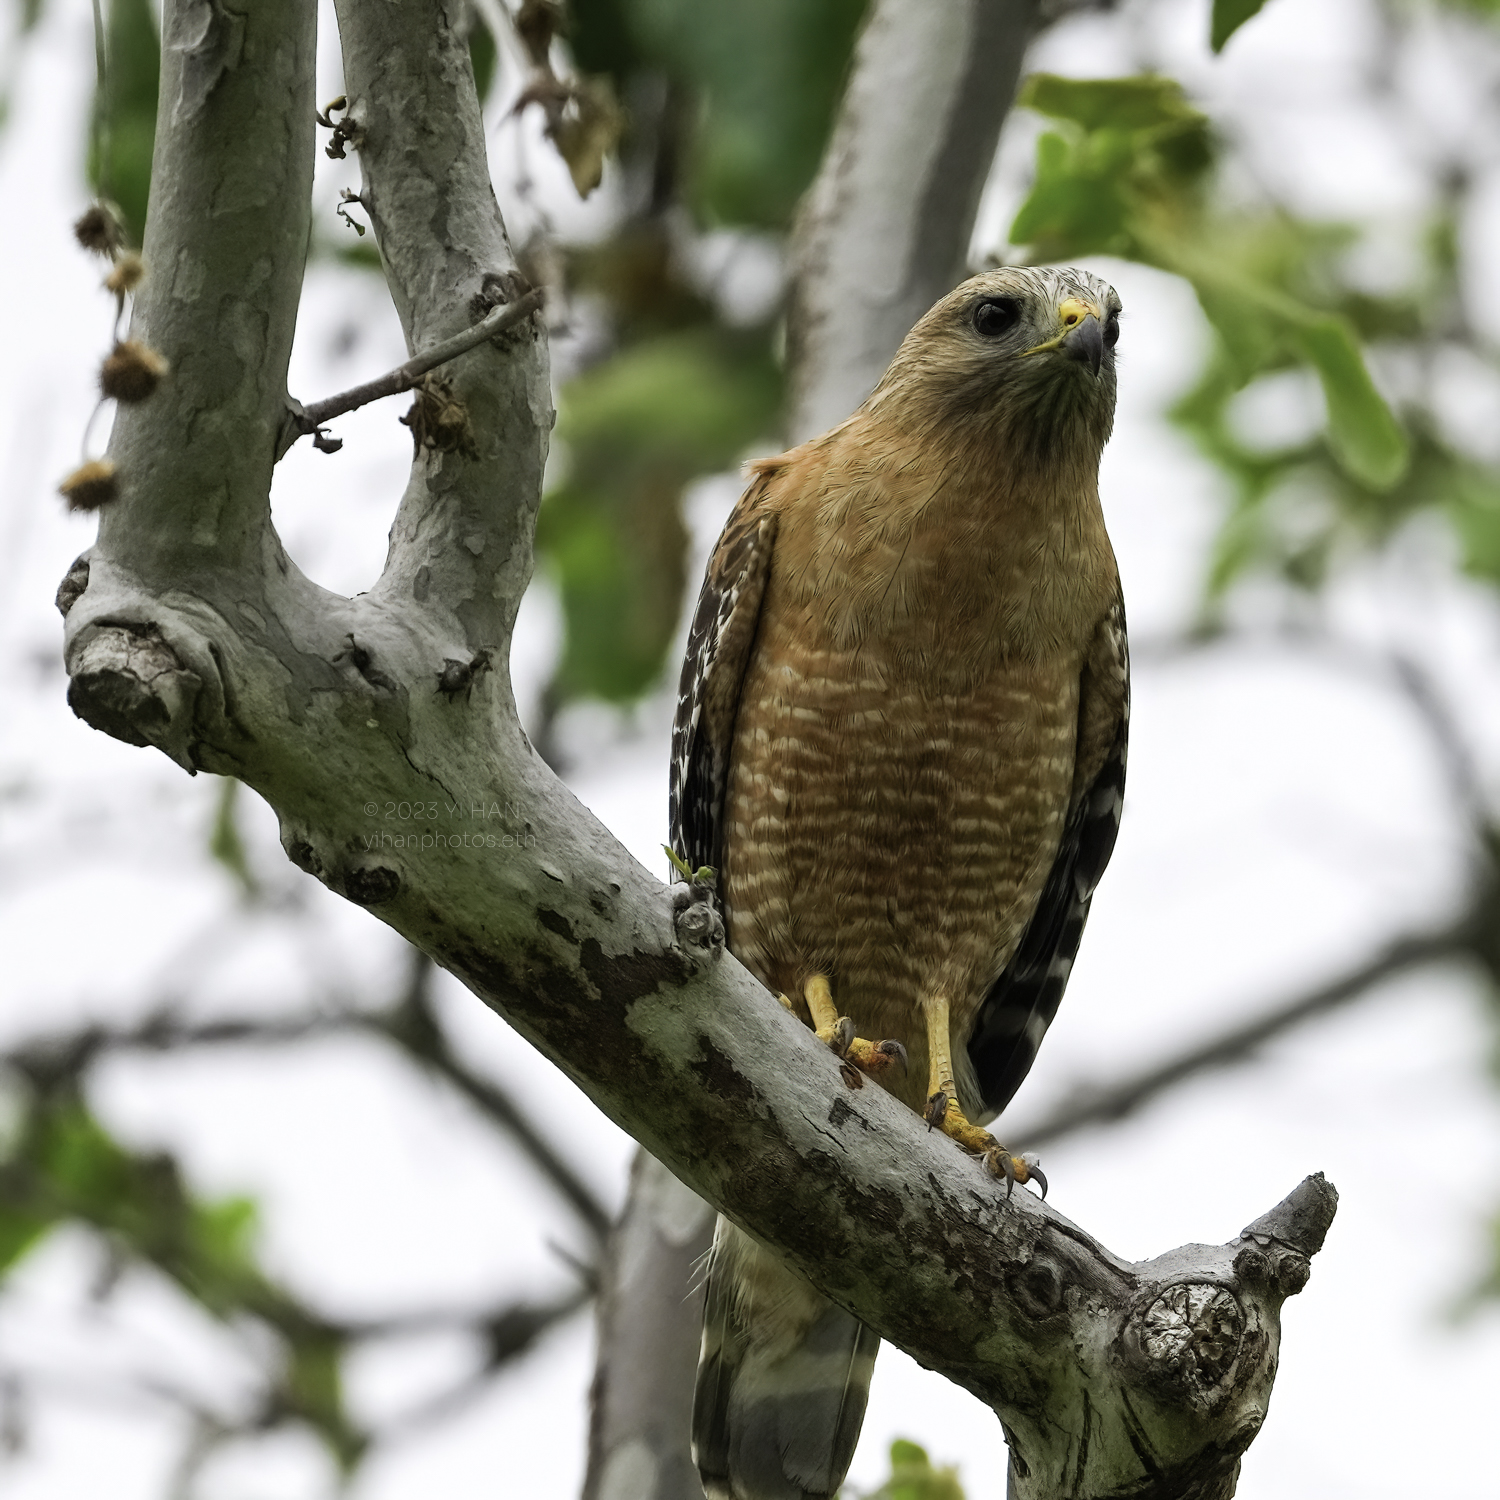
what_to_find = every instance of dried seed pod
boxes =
[104,252,146,297]
[100,340,169,403]
[73,202,126,258]
[58,459,120,512]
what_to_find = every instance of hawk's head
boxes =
[877,265,1122,461]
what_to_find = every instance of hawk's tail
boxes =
[692,1217,879,1500]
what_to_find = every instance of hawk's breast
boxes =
[721,596,1082,1116]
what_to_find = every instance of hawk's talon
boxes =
[805,980,906,1085]
[827,1026,906,1084]
[984,1147,1046,1200]
[924,1090,949,1131]
[1025,1155,1049,1200]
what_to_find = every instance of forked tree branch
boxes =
[57,3,1335,1495]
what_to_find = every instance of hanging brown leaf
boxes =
[552,77,624,198]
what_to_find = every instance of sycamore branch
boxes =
[787,0,1041,440]
[55,3,1336,1495]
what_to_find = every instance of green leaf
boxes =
[536,328,781,704]
[208,777,258,897]
[863,1438,966,1500]
[1007,130,1133,260]
[88,0,159,247]
[0,1204,52,1275]
[1211,0,1272,52]
[468,12,497,104]
[1445,467,1500,583]
[1292,316,1409,490]
[1018,72,1201,133]
[1009,76,1212,262]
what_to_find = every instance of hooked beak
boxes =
[1061,314,1104,378]
[1021,295,1106,377]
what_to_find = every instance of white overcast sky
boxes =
[3,1,1500,1498]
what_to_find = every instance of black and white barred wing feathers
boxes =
[669,482,778,877]
[966,597,1130,1118]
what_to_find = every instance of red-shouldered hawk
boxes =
[670,266,1129,1500]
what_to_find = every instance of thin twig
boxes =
[279,287,544,453]
[1012,917,1477,1149]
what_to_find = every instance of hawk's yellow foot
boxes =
[803,976,909,1084]
[923,997,1046,1198]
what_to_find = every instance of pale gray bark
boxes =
[59,4,1335,1498]
[787,0,1041,442]
[584,1153,715,1500]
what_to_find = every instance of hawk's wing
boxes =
[669,478,778,877]
[967,599,1130,1118]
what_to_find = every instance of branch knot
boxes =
[66,623,203,772]
[670,876,724,968]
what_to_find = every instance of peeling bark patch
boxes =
[170,0,246,123]
[579,937,692,1005]
[346,865,401,905]
[826,1095,864,1131]
[286,839,320,876]
[840,1180,909,1244]
[538,907,577,944]
[690,1038,760,1111]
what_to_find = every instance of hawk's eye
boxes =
[973,298,1020,338]
[1104,314,1120,349]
